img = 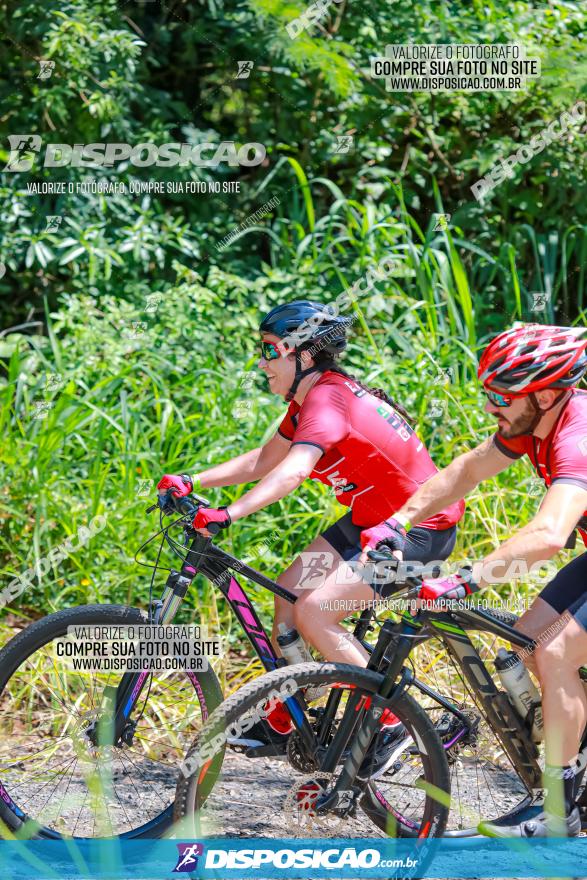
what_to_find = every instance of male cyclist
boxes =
[361,323,587,836]
[158,300,463,773]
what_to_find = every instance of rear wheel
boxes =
[0,604,223,838]
[406,608,537,835]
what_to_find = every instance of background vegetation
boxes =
[1,0,586,677]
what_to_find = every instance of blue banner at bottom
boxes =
[0,837,586,879]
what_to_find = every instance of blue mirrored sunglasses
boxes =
[485,389,515,407]
[260,340,281,361]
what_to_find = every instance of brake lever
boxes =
[149,490,184,518]
[147,490,221,539]
[146,496,179,516]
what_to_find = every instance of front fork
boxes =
[315,617,419,813]
[87,567,194,748]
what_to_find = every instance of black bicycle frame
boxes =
[320,602,587,810]
[108,530,376,749]
[108,513,587,811]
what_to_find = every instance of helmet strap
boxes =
[521,390,569,435]
[285,349,319,402]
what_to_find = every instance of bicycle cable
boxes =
[136,511,175,730]
[133,512,192,572]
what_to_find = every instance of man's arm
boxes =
[226,443,323,521]
[475,482,587,587]
[397,437,513,527]
[192,432,292,489]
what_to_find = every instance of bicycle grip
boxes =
[206,522,221,535]
[366,548,396,563]
[174,495,198,517]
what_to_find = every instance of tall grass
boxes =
[0,178,584,683]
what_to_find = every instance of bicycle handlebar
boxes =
[147,497,422,583]
[366,547,423,593]
[147,489,223,534]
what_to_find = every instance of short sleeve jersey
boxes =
[494,389,587,544]
[277,371,465,530]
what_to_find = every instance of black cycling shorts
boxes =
[538,552,587,631]
[320,511,457,598]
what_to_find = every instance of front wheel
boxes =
[174,662,450,843]
[0,604,223,839]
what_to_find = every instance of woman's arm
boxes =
[193,432,292,489]
[226,444,323,521]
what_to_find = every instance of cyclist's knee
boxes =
[534,636,567,678]
[292,595,308,626]
[292,593,318,633]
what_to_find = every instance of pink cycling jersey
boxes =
[494,388,587,544]
[277,370,464,530]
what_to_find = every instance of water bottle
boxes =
[494,648,544,743]
[277,624,325,701]
[277,623,314,664]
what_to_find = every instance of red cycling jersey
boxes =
[494,388,587,544]
[277,370,464,530]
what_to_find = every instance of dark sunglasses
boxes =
[260,340,282,361]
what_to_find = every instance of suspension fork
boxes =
[317,617,418,788]
[94,563,199,747]
[313,609,378,748]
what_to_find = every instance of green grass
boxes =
[0,182,585,681]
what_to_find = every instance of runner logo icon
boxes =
[173,842,205,872]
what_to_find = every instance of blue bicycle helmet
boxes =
[259,300,351,400]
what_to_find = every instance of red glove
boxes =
[419,571,478,603]
[193,506,232,534]
[360,517,407,556]
[157,474,192,497]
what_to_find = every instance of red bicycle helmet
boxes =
[478,324,587,394]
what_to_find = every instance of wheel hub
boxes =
[283,773,355,835]
[436,709,480,762]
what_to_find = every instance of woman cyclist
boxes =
[158,300,463,767]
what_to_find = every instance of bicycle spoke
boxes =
[115,747,171,810]
[0,612,218,838]
[12,754,80,807]
[35,756,81,818]
[410,624,531,832]
[72,786,90,837]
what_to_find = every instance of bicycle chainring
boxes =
[286,731,318,773]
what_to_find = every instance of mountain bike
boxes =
[174,556,587,839]
[0,489,448,840]
[3,489,576,842]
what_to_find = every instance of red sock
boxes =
[362,697,400,727]
[263,700,294,734]
[380,708,401,727]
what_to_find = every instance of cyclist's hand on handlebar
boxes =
[193,505,232,536]
[359,517,407,566]
[157,473,193,497]
[418,570,479,606]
